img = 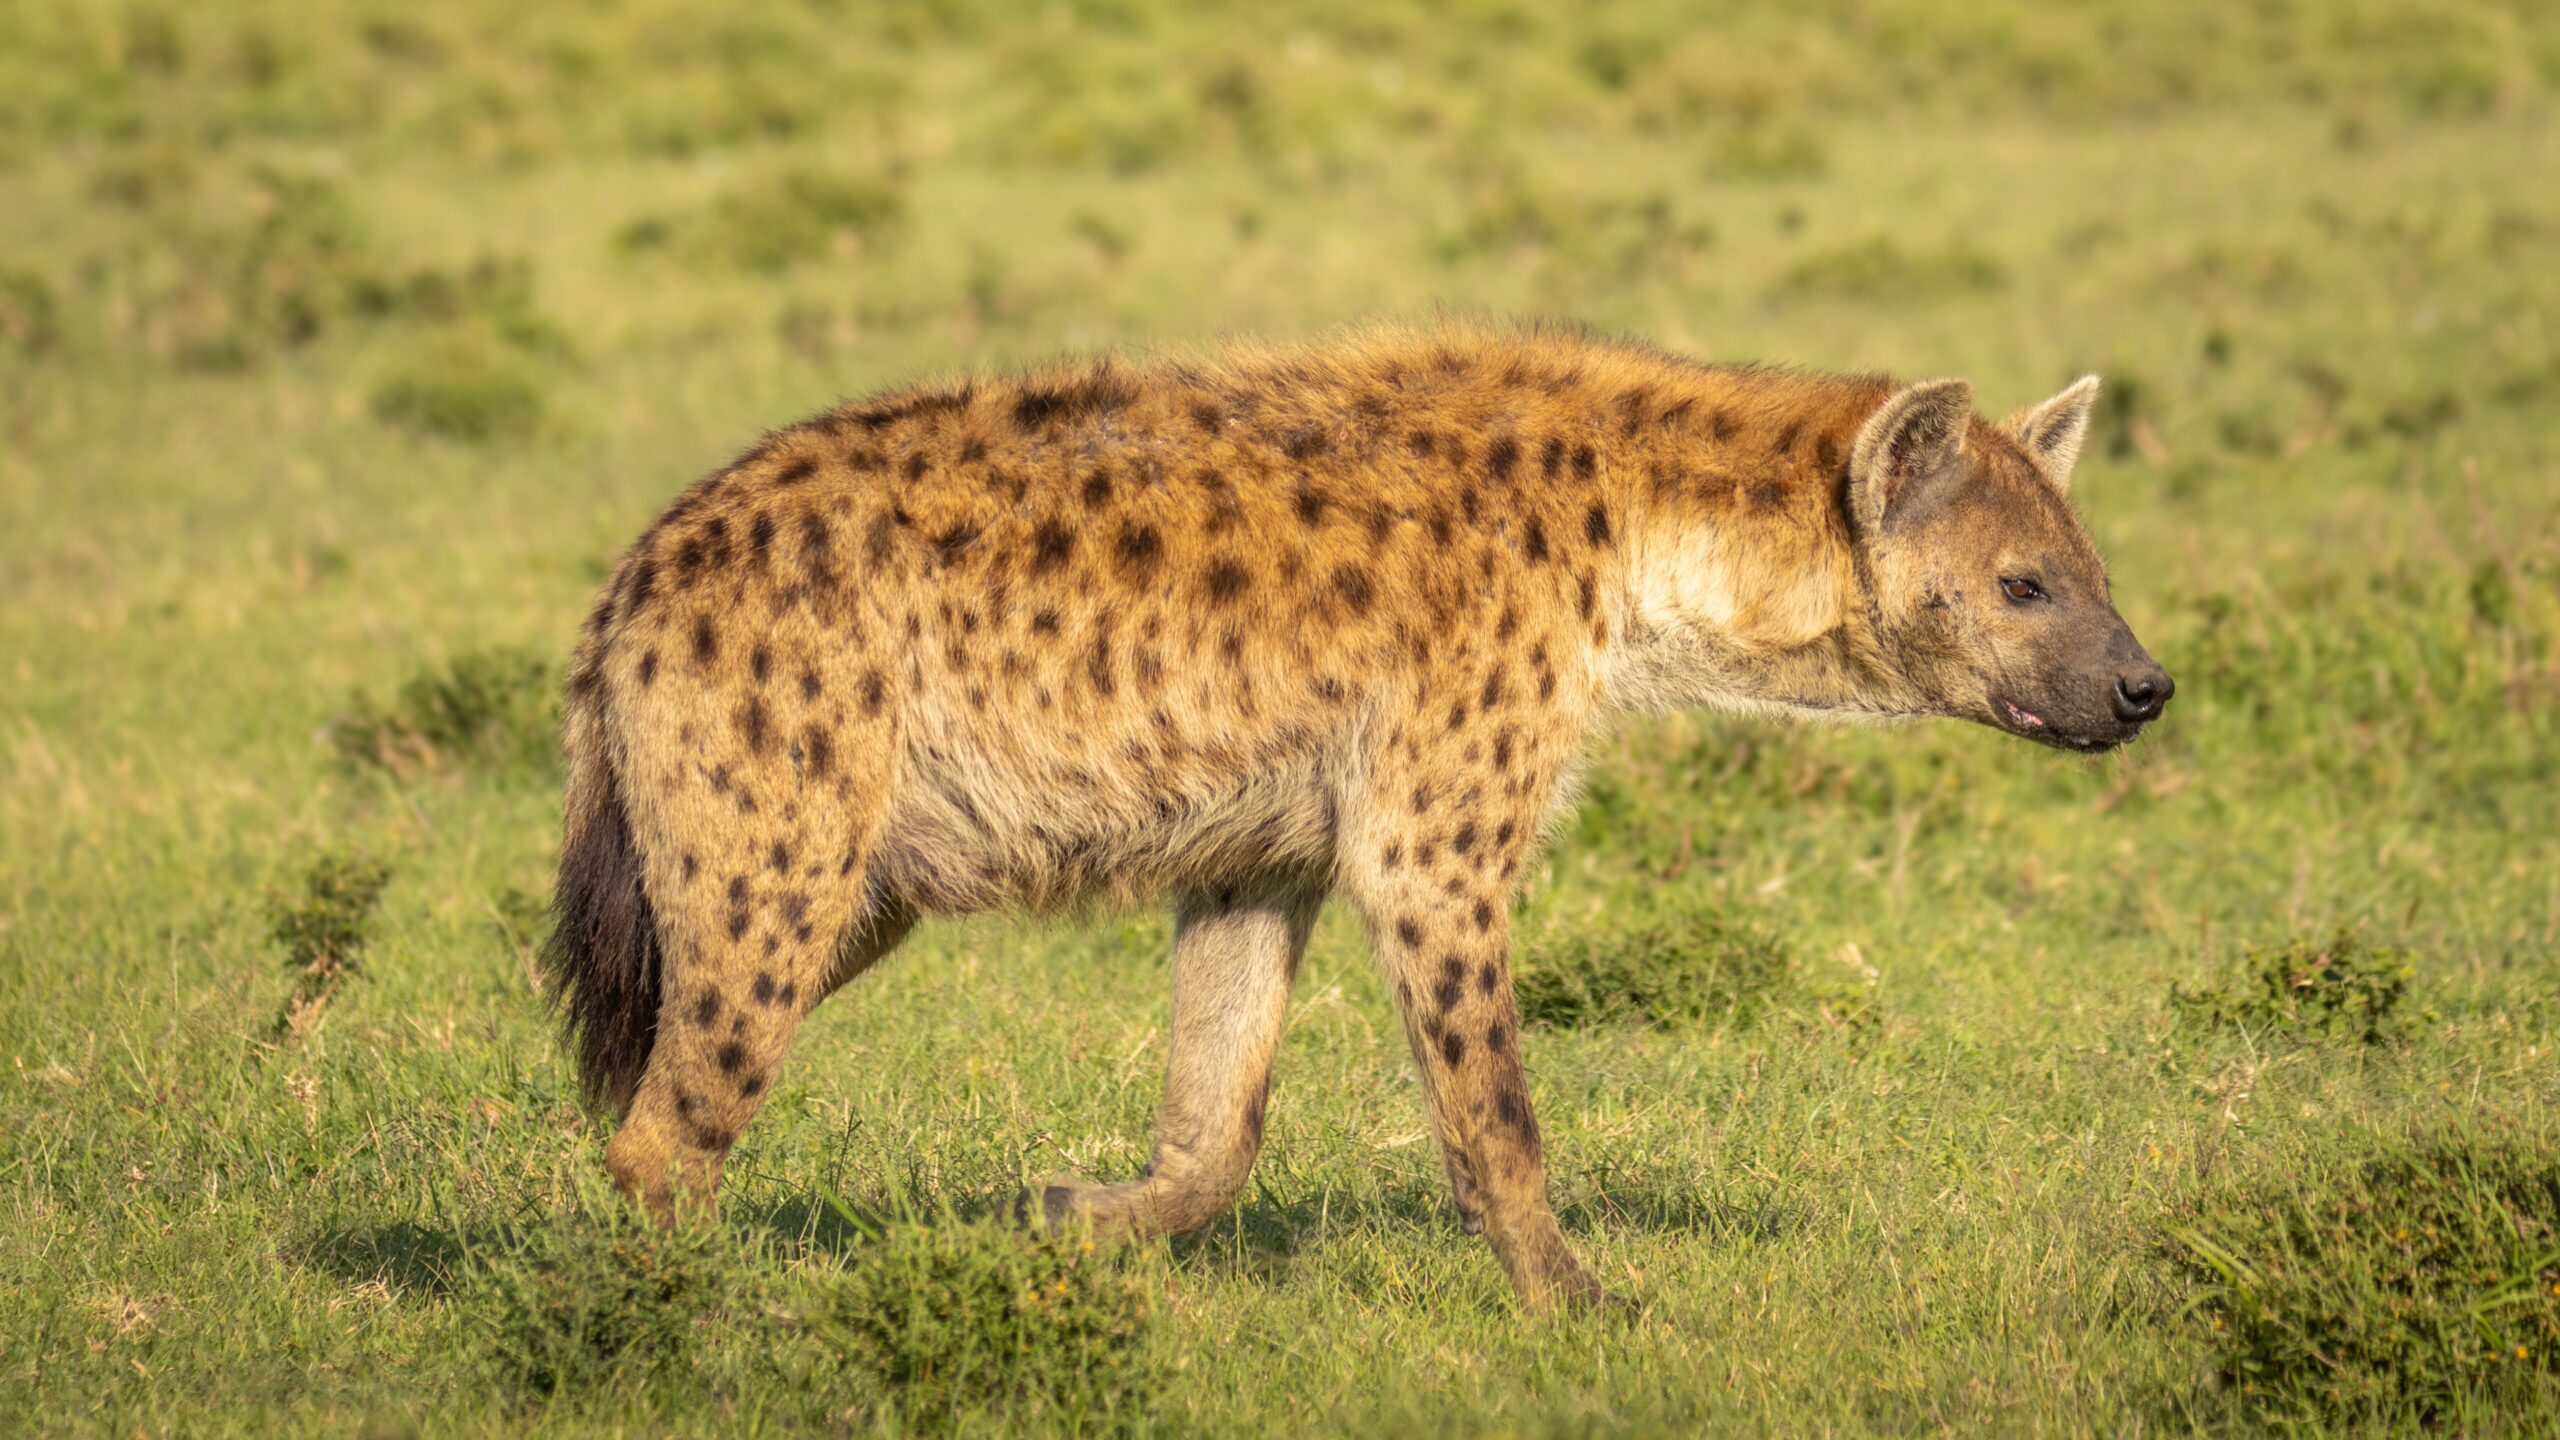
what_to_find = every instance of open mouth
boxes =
[1995,696,2130,753]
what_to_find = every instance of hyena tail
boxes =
[543,666,661,1117]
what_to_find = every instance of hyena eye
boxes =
[2000,576,2047,603]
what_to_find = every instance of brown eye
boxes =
[2001,576,2046,603]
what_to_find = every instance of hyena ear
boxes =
[2005,374,2100,493]
[1848,378,1973,536]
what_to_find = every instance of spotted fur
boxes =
[546,319,2168,1310]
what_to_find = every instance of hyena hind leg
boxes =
[604,786,903,1220]
[1031,878,1322,1242]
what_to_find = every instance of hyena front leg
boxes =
[1033,878,1321,1241]
[604,732,902,1219]
[1340,758,1605,1312]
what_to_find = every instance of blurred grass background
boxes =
[2,2,2556,1434]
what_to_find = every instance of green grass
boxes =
[4,0,2558,1433]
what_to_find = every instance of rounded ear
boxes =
[2005,374,2100,493]
[1848,378,1973,535]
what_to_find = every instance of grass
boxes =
[3,0,2557,1434]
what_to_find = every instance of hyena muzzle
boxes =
[545,323,2171,1310]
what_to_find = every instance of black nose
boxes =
[2112,670,2173,723]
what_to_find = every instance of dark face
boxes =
[1850,376,2174,754]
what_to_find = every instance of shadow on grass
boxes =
[298,1219,481,1298]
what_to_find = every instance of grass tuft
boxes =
[2171,926,2419,1045]
[2166,1121,2560,1427]
[464,1209,738,1397]
[1776,235,2008,301]
[267,850,392,1037]
[1517,908,1867,1033]
[614,167,904,274]
[329,647,560,778]
[809,1217,1155,1433]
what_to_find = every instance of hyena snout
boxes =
[2110,664,2174,724]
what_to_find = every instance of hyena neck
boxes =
[1602,368,1925,722]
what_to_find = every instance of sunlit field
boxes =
[4,3,2557,1434]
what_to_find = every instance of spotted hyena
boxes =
[547,322,2171,1309]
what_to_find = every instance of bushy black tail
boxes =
[544,687,661,1116]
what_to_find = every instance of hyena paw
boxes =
[1013,1171,1104,1232]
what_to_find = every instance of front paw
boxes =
[1012,1171,1100,1231]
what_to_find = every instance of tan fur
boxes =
[552,319,2167,1309]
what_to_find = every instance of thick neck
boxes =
[1596,369,1924,720]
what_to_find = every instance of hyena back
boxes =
[549,322,2171,1309]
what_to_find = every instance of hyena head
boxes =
[1849,376,2173,752]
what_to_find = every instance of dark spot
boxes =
[638,650,659,687]
[1434,955,1467,1011]
[1540,437,1564,479]
[728,875,749,905]
[1523,518,1548,564]
[775,457,817,486]
[1280,426,1329,460]
[681,852,699,881]
[1294,486,1328,526]
[803,513,840,581]
[1473,899,1494,931]
[739,1074,764,1098]
[1082,469,1113,509]
[691,615,718,664]
[779,981,797,1006]
[1481,669,1507,710]
[1408,430,1436,457]
[1709,409,1735,442]
[1440,1031,1467,1067]
[800,669,823,700]
[1202,559,1249,603]
[1493,1085,1537,1143]
[1572,444,1596,481]
[1382,841,1403,869]
[735,698,771,753]
[753,973,776,1005]
[1014,389,1064,430]
[1815,434,1843,475]
[1584,504,1612,547]
[860,669,887,713]
[1478,961,1500,994]
[1115,524,1163,575]
[1331,565,1374,616]
[692,989,722,1026]
[1751,482,1786,509]
[751,646,772,683]
[1774,423,1799,455]
[1484,1020,1507,1051]
[1495,820,1514,847]
[1086,629,1116,696]
[1190,401,1222,431]
[904,452,930,482]
[959,437,987,464]
[769,841,791,872]
[1030,520,1074,573]
[726,909,750,940]
[1492,732,1513,768]
[1397,917,1424,948]
[1030,608,1061,636]
[803,725,833,778]
[1486,436,1519,482]
[1576,574,1597,619]
[933,522,980,563]
[716,1042,746,1074]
